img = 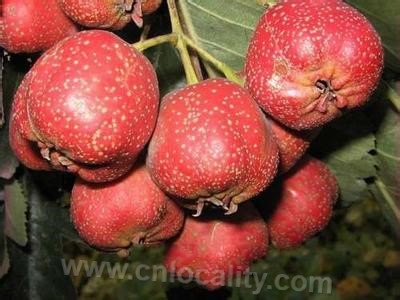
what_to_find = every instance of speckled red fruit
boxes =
[147,79,279,215]
[0,0,77,53]
[71,165,184,254]
[163,203,268,290]
[10,30,159,182]
[268,118,319,173]
[265,156,338,249]
[59,0,145,29]
[245,0,384,130]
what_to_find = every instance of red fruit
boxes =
[268,118,319,173]
[147,78,279,215]
[71,165,184,255]
[59,0,146,29]
[0,0,77,53]
[164,203,268,290]
[245,0,384,130]
[10,30,159,182]
[265,156,339,249]
[9,72,52,171]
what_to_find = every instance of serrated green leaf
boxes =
[4,179,28,246]
[347,0,400,72]
[0,175,77,299]
[179,0,265,71]
[311,112,376,204]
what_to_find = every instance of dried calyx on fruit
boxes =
[147,78,279,216]
[245,0,384,130]
[9,30,159,183]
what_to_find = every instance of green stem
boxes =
[183,35,244,86]
[132,0,246,86]
[133,33,178,52]
[167,0,199,84]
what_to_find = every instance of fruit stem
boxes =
[182,35,244,86]
[133,0,245,86]
[167,0,199,84]
[133,33,178,51]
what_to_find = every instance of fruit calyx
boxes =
[120,0,154,28]
[125,0,144,27]
[193,190,244,217]
[303,79,338,115]
[37,142,78,172]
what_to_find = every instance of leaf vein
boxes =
[187,0,255,30]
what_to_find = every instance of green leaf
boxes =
[178,0,265,71]
[4,179,28,246]
[0,175,77,299]
[145,43,186,97]
[374,94,400,235]
[347,0,400,72]
[375,100,400,200]
[311,112,376,204]
[0,206,10,279]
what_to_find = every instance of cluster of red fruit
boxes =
[2,0,383,290]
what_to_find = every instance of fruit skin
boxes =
[245,0,384,130]
[10,30,159,183]
[268,117,319,173]
[147,78,279,215]
[0,0,77,53]
[71,165,184,254]
[9,72,53,171]
[163,203,268,290]
[59,0,153,29]
[263,156,339,249]
[59,0,132,29]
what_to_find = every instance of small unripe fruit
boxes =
[147,78,279,215]
[245,0,384,130]
[0,0,78,53]
[71,165,184,255]
[9,30,159,182]
[164,203,268,290]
